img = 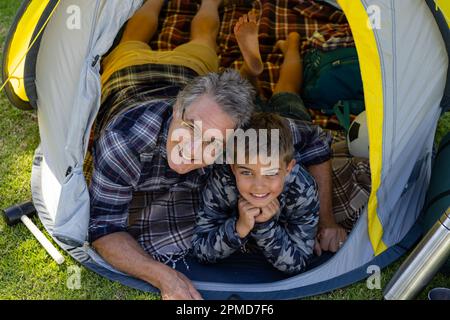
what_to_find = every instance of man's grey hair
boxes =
[175,69,256,128]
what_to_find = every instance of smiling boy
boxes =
[192,113,319,274]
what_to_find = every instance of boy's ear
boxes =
[286,159,296,173]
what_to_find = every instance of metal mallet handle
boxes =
[20,215,65,265]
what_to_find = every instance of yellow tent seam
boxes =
[337,0,387,255]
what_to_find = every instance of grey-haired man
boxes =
[88,0,335,300]
[89,0,255,300]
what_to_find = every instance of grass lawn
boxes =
[0,0,449,300]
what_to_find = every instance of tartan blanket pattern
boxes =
[150,0,354,107]
[329,131,371,231]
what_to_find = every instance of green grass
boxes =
[0,0,449,300]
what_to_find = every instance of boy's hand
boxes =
[255,199,280,224]
[236,197,260,238]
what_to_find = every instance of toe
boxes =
[252,10,259,23]
[287,32,301,47]
[234,17,244,34]
[288,32,301,42]
[248,10,257,23]
[234,23,239,34]
[275,40,287,53]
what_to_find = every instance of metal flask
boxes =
[384,207,450,300]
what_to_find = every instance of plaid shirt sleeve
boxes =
[289,119,333,167]
[191,166,245,263]
[251,166,320,274]
[88,130,142,242]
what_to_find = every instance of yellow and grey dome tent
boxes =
[2,0,449,299]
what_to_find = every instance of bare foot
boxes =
[234,11,264,77]
[275,32,301,56]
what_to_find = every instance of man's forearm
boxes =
[307,160,335,225]
[92,232,174,289]
[308,160,348,254]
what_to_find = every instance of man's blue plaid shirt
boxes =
[89,63,332,263]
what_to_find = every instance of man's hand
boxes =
[92,232,202,300]
[160,269,203,300]
[236,197,261,238]
[314,221,348,256]
[255,199,280,223]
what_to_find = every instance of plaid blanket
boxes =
[150,0,354,127]
[329,131,371,231]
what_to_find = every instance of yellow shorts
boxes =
[101,41,219,85]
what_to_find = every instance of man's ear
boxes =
[173,101,183,119]
[286,159,296,173]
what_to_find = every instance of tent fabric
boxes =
[341,0,447,254]
[368,0,447,250]
[434,0,450,27]
[426,0,450,113]
[33,0,143,245]
[338,0,387,255]
[1,0,59,110]
[422,132,450,232]
[23,0,60,108]
[2,0,449,299]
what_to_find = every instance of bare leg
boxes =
[120,0,166,44]
[234,11,264,94]
[274,32,303,94]
[189,0,223,51]
[239,64,262,95]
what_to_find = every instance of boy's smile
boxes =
[231,157,295,208]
